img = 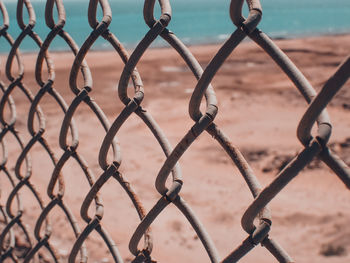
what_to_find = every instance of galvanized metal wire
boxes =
[0,0,349,262]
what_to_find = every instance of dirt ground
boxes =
[0,34,349,262]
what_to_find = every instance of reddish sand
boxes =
[0,34,349,262]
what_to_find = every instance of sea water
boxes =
[0,0,350,52]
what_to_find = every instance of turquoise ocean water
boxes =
[1,0,350,52]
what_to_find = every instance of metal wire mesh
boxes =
[0,0,349,262]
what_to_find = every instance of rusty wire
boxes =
[0,0,55,262]
[0,0,349,262]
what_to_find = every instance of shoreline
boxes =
[0,32,349,56]
[1,33,349,74]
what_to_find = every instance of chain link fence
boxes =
[0,0,349,262]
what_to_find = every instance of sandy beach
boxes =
[0,34,349,262]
